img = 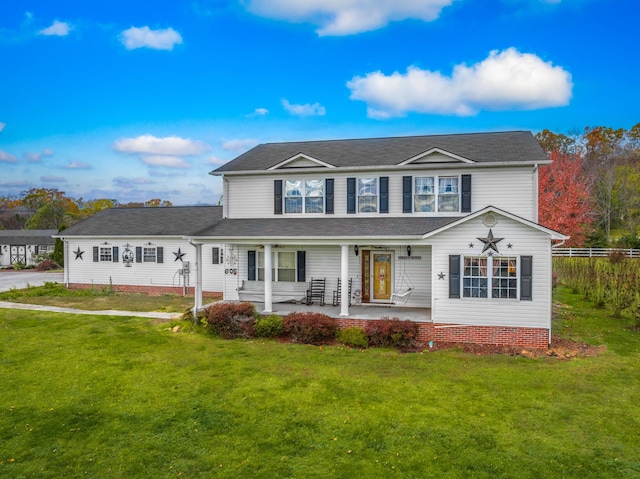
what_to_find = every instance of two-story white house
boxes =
[58,131,565,348]
[187,131,566,348]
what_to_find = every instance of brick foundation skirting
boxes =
[68,283,221,299]
[335,318,549,349]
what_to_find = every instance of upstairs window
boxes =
[413,176,459,212]
[438,177,459,212]
[284,179,324,214]
[358,177,378,213]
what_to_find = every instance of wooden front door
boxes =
[361,250,393,303]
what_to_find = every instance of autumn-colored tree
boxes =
[0,197,29,229]
[144,198,173,207]
[22,188,80,230]
[538,151,593,246]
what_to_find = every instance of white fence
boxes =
[552,248,640,258]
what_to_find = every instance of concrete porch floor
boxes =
[248,301,432,322]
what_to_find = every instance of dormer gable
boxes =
[398,147,475,166]
[268,153,336,170]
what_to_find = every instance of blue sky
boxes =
[1,0,638,205]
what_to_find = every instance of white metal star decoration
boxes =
[477,228,504,254]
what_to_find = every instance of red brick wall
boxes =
[67,283,221,299]
[336,318,549,349]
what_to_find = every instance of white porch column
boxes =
[264,243,273,313]
[340,244,349,317]
[194,243,203,310]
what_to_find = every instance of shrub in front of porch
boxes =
[365,317,420,351]
[283,312,337,345]
[254,314,284,338]
[337,327,369,349]
[206,302,256,339]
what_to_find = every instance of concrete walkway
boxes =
[0,301,182,320]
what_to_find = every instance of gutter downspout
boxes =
[188,239,203,316]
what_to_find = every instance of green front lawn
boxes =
[0,281,194,312]
[1,286,639,478]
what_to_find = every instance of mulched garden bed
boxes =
[423,336,606,359]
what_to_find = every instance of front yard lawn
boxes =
[1,286,639,478]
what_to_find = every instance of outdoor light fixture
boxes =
[407,245,412,257]
[354,245,359,256]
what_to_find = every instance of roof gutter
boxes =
[210,160,552,177]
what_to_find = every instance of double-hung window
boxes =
[284,179,324,214]
[463,256,517,299]
[414,176,460,212]
[143,247,156,262]
[99,247,112,262]
[257,251,296,282]
[358,177,378,213]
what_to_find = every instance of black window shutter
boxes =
[157,247,163,264]
[380,176,389,213]
[274,180,283,215]
[112,246,119,263]
[403,176,412,213]
[461,174,472,213]
[297,251,306,282]
[34,245,39,255]
[93,246,99,262]
[136,247,142,263]
[449,255,461,298]
[325,179,334,214]
[212,247,220,264]
[347,177,356,214]
[521,256,533,301]
[248,250,256,281]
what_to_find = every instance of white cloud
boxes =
[222,139,260,152]
[113,177,154,187]
[0,122,5,132]
[248,107,269,117]
[347,48,573,118]
[245,0,455,35]
[119,26,183,51]
[24,149,54,163]
[282,99,326,117]
[39,20,72,36]
[41,175,66,183]
[112,134,209,155]
[141,155,191,168]
[0,150,17,163]
[66,161,91,169]
[205,155,227,165]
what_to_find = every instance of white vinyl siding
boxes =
[223,166,536,220]
[431,213,552,329]
[64,238,224,294]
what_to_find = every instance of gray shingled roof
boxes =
[213,131,547,173]
[191,216,460,239]
[0,230,57,245]
[59,206,222,237]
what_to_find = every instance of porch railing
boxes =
[552,247,640,258]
